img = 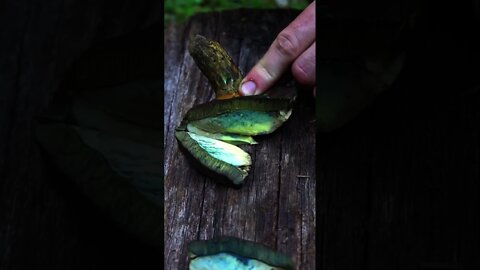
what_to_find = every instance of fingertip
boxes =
[239,80,257,96]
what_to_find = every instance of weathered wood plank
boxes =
[164,9,316,269]
[277,92,316,268]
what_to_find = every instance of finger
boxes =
[239,1,316,95]
[291,42,316,85]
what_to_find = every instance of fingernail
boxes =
[240,80,256,96]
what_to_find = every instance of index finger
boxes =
[239,1,316,95]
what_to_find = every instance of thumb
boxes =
[238,1,316,96]
[239,54,287,96]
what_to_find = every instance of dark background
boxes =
[1,0,480,269]
[0,0,162,269]
[318,0,480,269]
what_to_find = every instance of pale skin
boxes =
[239,1,316,96]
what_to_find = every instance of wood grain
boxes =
[164,10,316,269]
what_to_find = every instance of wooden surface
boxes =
[164,10,316,269]
[1,1,479,269]
[166,4,480,270]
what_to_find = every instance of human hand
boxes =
[239,1,316,96]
